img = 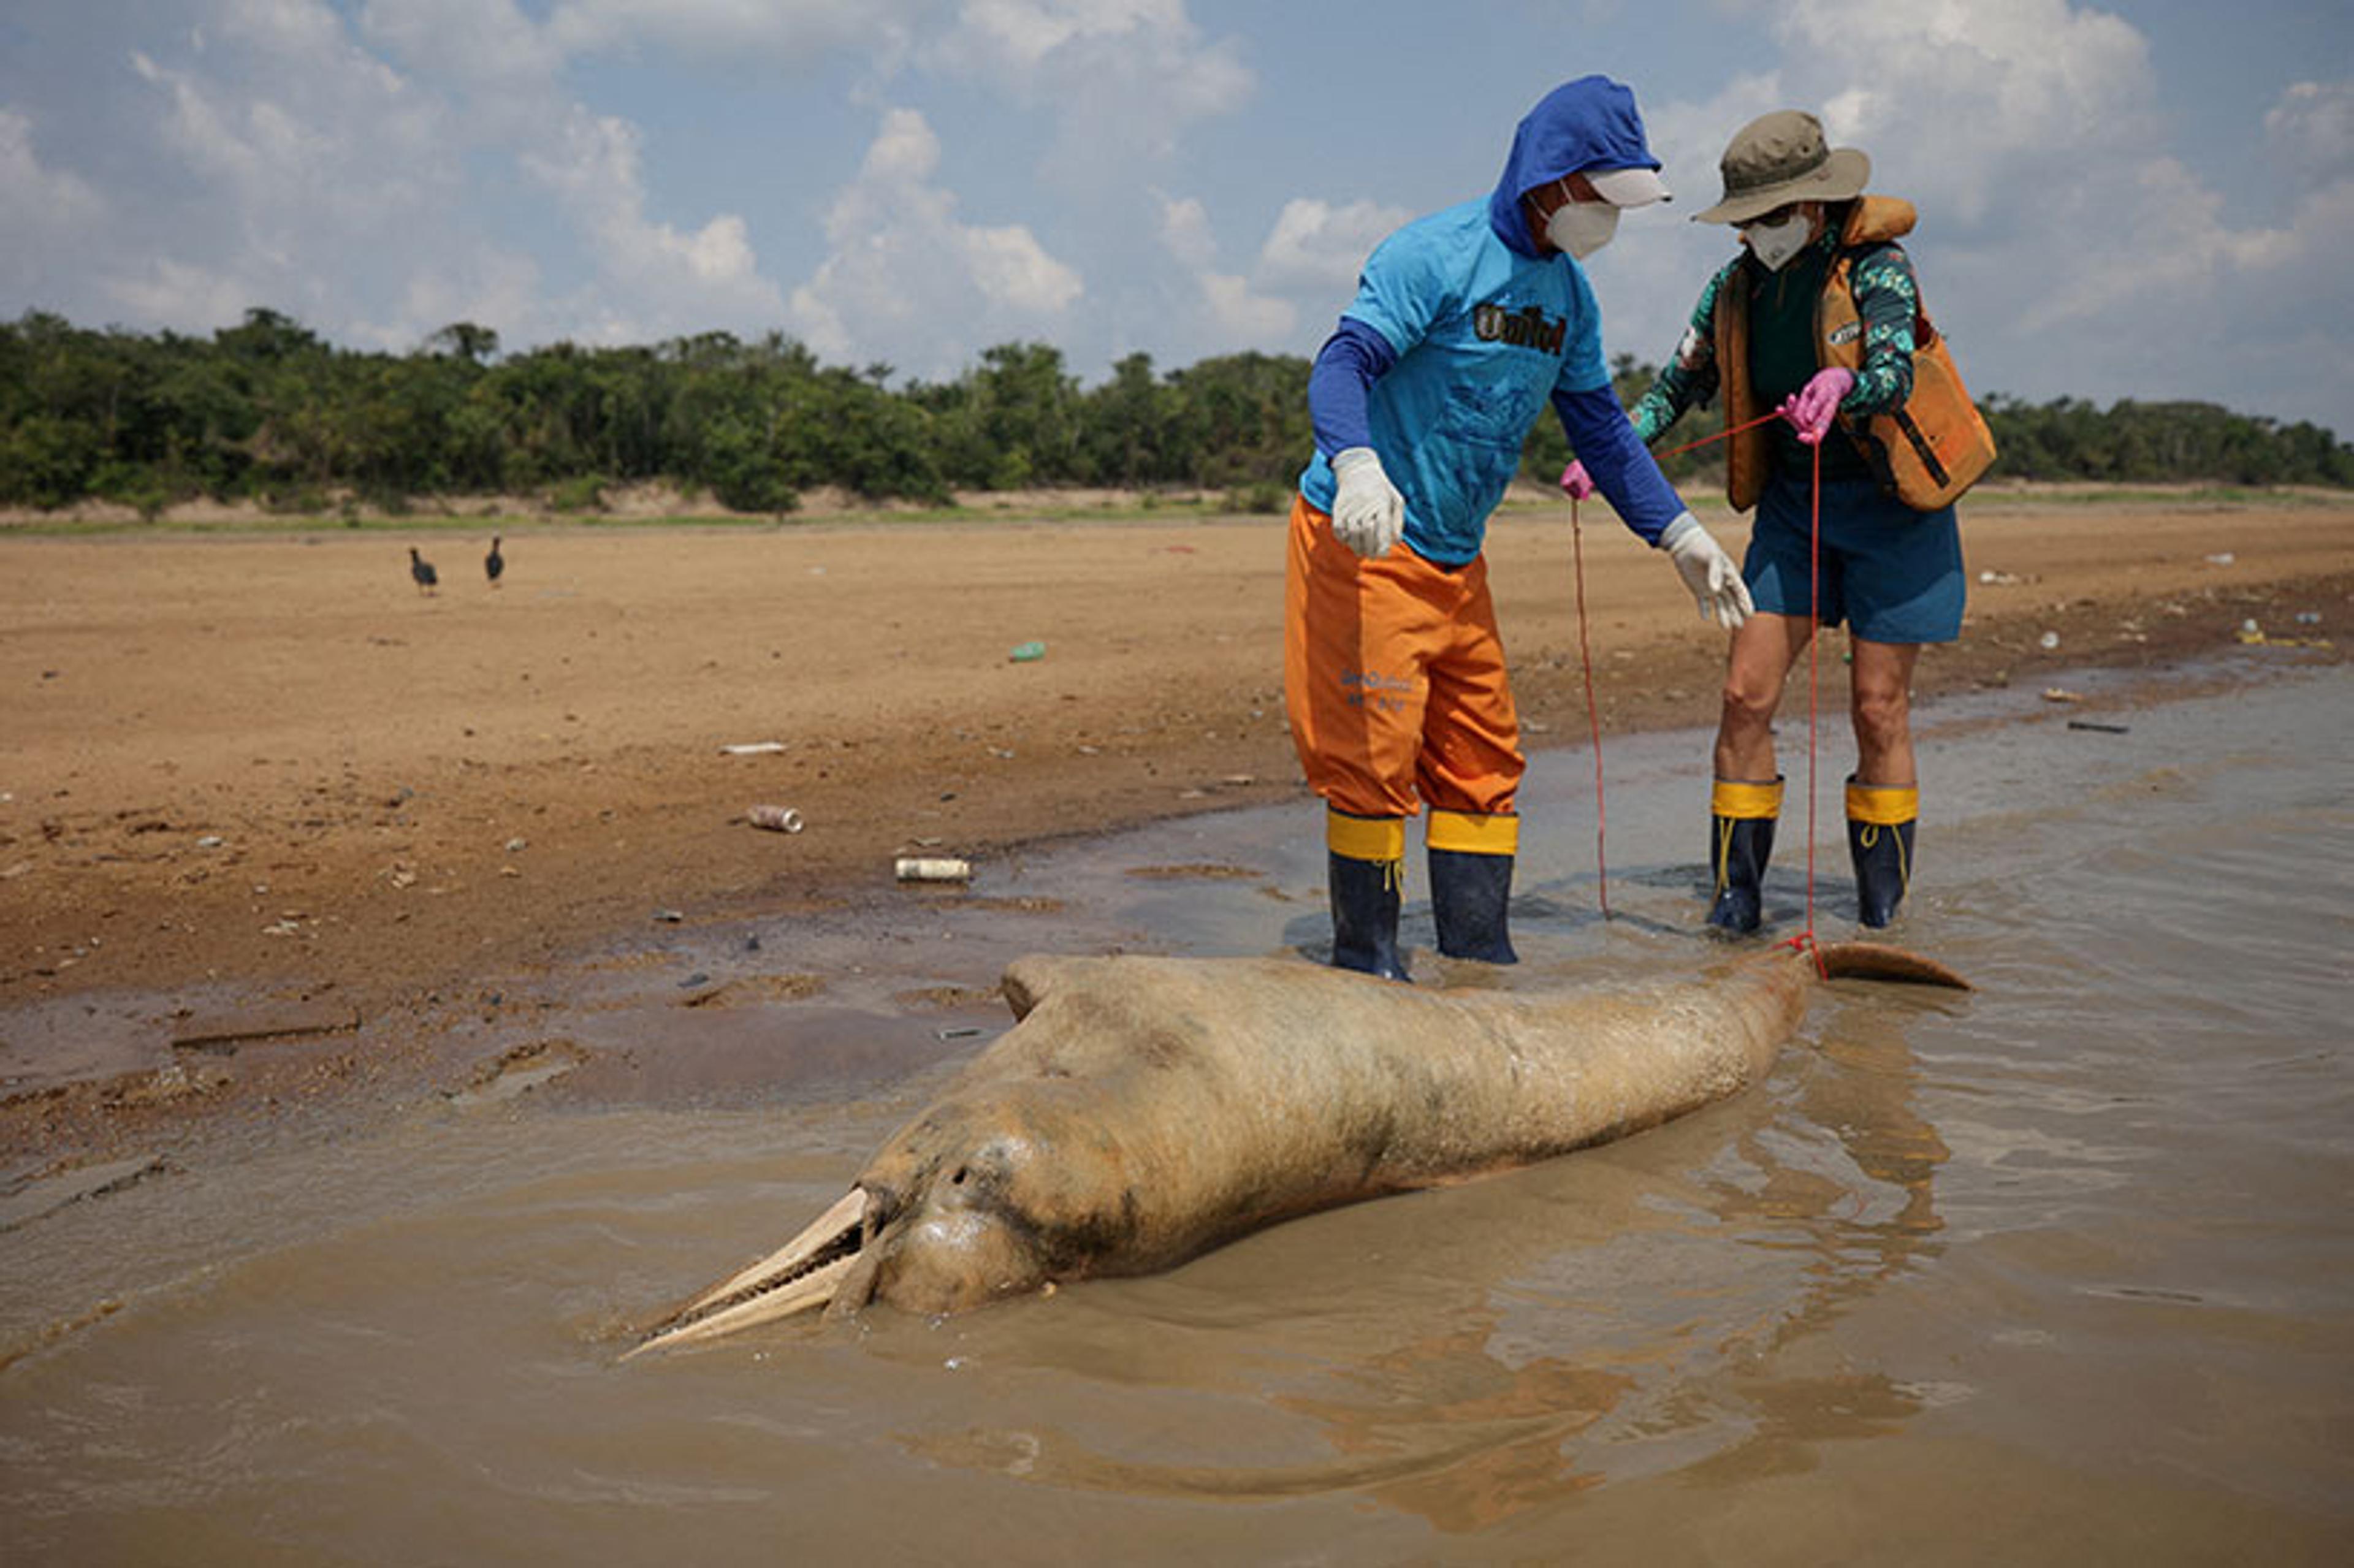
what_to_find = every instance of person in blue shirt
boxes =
[1287,74,1747,981]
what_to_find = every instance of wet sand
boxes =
[3,660,2347,1562]
[2,489,2350,1160]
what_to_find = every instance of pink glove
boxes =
[1558,460,1596,501]
[1781,367,1855,446]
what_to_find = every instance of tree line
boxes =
[2,308,2347,518]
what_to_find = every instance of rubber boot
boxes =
[1846,777,1918,929]
[1325,808,1410,981]
[1328,852,1410,981]
[1707,777,1782,935]
[1428,809,1519,964]
[1429,850,1518,964]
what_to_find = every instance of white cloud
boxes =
[129,18,447,234]
[1617,0,2354,430]
[964,224,1086,314]
[15,0,800,352]
[788,107,1082,373]
[354,1,798,340]
[521,105,783,324]
[0,108,104,292]
[1774,0,2157,226]
[373,249,546,350]
[97,5,460,330]
[1159,194,1217,272]
[1146,192,1298,348]
[1257,197,1411,292]
[543,0,924,63]
[924,0,1252,180]
[2266,79,2354,184]
[104,257,252,330]
[1198,271,1293,341]
[357,0,560,89]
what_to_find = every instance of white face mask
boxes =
[1743,210,1813,272]
[1545,199,1620,261]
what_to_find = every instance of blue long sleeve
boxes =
[1552,383,1692,547]
[1308,318,1398,457]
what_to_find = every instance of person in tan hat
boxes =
[1563,109,1992,932]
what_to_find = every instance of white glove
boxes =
[1662,514,1753,629]
[1329,447,1404,558]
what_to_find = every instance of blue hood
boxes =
[1486,75,1663,259]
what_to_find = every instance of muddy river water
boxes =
[4,663,2349,1562]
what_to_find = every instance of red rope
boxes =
[1655,409,1783,462]
[1567,497,1610,918]
[1802,436,1826,973]
[1562,403,1824,957]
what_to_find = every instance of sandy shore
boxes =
[2,489,2348,1151]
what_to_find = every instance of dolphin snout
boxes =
[626,1187,871,1359]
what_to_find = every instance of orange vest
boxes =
[1716,196,1997,512]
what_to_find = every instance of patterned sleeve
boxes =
[1629,262,1735,445]
[1843,243,1920,417]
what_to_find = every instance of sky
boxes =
[4,0,2352,439]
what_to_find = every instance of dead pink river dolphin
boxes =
[631,941,1966,1356]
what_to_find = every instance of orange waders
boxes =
[1284,495,1523,974]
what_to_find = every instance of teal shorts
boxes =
[1745,468,1965,644]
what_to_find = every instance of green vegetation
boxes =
[2,309,2347,517]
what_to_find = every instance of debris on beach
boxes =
[2236,619,2333,650]
[171,1002,360,1053]
[0,1155,166,1233]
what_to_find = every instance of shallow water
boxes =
[4,664,2350,1563]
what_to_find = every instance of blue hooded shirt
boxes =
[1300,75,1673,565]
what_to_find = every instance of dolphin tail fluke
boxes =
[1813,940,1970,990]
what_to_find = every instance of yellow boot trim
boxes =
[1845,780,1919,827]
[1426,809,1518,856]
[1327,807,1406,864]
[1711,776,1785,820]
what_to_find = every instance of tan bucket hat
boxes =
[1691,110,1870,225]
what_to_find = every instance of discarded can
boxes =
[896,856,972,882]
[1008,641,1046,663]
[748,804,805,833]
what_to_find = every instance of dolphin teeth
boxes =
[626,1187,866,1360]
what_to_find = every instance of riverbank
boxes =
[1,493,2347,1155]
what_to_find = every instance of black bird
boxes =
[408,546,439,596]
[485,536,504,588]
